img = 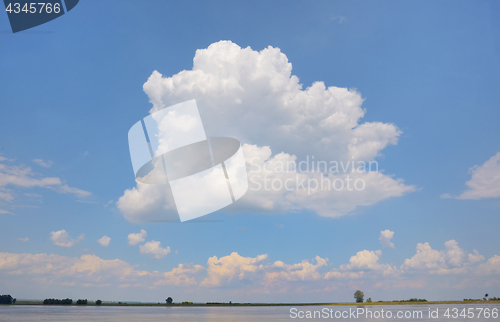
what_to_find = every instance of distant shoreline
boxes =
[8,300,500,307]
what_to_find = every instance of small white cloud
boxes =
[379,229,395,248]
[401,242,443,271]
[400,240,483,274]
[104,200,113,207]
[265,256,328,282]
[139,240,171,260]
[32,159,54,168]
[127,229,147,246]
[0,209,14,215]
[18,237,29,242]
[52,184,92,199]
[50,230,84,248]
[456,152,500,200]
[340,249,393,271]
[97,236,111,248]
[330,15,347,24]
[200,252,268,287]
[440,193,453,199]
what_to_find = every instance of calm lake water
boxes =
[0,304,499,321]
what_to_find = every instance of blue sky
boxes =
[1,0,500,303]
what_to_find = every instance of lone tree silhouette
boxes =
[354,290,364,303]
[166,297,173,304]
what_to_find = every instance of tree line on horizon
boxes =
[43,298,73,305]
[0,295,16,304]
[43,298,101,305]
[2,292,499,305]
[354,290,500,303]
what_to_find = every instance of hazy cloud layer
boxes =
[1,236,499,297]
[0,157,91,208]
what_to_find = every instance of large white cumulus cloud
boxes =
[143,40,400,162]
[118,41,414,222]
